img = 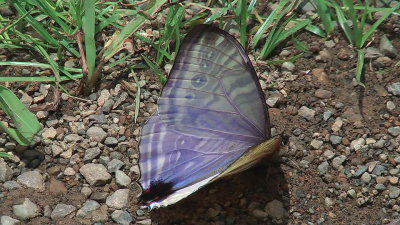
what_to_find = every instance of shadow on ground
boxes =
[151,162,289,225]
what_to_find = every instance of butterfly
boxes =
[137,24,281,209]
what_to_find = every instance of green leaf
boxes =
[0,85,42,145]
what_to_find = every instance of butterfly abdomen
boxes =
[139,180,174,203]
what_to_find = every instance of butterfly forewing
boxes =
[158,25,270,139]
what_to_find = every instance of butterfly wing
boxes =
[213,136,281,180]
[138,24,274,207]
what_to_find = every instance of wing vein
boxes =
[217,79,265,136]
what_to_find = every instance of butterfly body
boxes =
[138,24,280,208]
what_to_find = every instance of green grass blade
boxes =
[132,73,141,124]
[134,33,172,60]
[33,44,61,82]
[107,53,132,69]
[156,2,184,64]
[12,1,58,46]
[332,2,354,45]
[313,0,334,35]
[33,0,71,33]
[0,152,11,158]
[141,54,166,84]
[266,53,303,64]
[0,61,82,72]
[102,0,168,61]
[0,74,83,82]
[361,2,400,47]
[239,0,248,47]
[305,23,326,37]
[204,0,239,24]
[292,36,309,52]
[0,8,33,36]
[259,24,279,59]
[355,48,365,86]
[251,0,289,47]
[0,85,42,145]
[248,0,257,14]
[83,0,96,76]
[274,19,310,45]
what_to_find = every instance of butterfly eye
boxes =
[191,74,207,87]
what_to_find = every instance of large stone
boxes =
[379,35,398,58]
[48,178,68,195]
[350,138,366,151]
[83,147,102,161]
[76,200,100,217]
[107,159,125,173]
[64,134,83,143]
[13,198,40,220]
[17,171,44,191]
[315,89,332,99]
[332,155,346,170]
[388,186,400,199]
[388,126,400,137]
[111,210,133,225]
[115,170,131,187]
[106,189,129,209]
[3,181,22,190]
[0,216,20,225]
[86,127,107,142]
[51,144,64,157]
[0,160,12,182]
[310,139,323,149]
[80,164,111,186]
[42,127,57,139]
[50,204,76,219]
[387,82,400,96]
[91,205,109,223]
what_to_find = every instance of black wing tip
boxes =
[139,180,175,203]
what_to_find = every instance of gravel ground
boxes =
[0,3,400,225]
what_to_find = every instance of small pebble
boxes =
[281,62,295,72]
[265,200,286,220]
[298,106,315,121]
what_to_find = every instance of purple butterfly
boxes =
[138,24,281,209]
